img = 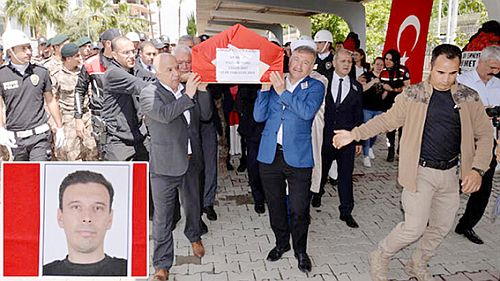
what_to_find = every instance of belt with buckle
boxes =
[419,156,459,170]
[187,154,193,160]
[14,123,50,139]
[277,143,283,151]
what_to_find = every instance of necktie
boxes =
[335,78,344,107]
[147,65,152,72]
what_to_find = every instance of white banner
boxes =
[216,48,260,82]
[461,51,481,72]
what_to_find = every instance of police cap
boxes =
[38,37,48,46]
[100,28,121,41]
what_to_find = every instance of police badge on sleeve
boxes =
[30,74,40,86]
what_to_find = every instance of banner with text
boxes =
[383,0,433,83]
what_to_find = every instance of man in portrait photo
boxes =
[43,170,127,276]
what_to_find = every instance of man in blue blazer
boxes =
[254,38,324,273]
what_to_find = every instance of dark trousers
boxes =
[259,149,312,254]
[201,122,218,208]
[319,143,356,216]
[12,131,52,161]
[245,136,265,204]
[457,150,497,230]
[151,160,202,270]
[103,138,149,161]
[386,127,402,156]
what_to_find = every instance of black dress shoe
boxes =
[340,215,359,228]
[237,162,247,172]
[311,193,322,208]
[328,177,338,186]
[266,245,291,261]
[254,203,265,214]
[295,252,312,273]
[203,206,218,221]
[455,227,484,244]
[201,220,208,236]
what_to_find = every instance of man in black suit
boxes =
[236,84,266,213]
[140,53,212,281]
[313,49,363,228]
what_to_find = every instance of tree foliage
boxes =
[6,0,68,37]
[310,13,350,44]
[364,0,391,62]
[186,12,196,36]
[57,0,148,41]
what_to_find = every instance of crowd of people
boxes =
[0,19,499,281]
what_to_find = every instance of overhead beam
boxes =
[483,0,499,21]
[211,10,311,36]
[208,20,284,43]
[228,0,366,48]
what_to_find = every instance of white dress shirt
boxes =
[330,71,351,104]
[277,77,301,145]
[457,69,500,106]
[318,52,330,60]
[159,82,192,154]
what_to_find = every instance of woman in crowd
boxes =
[351,48,370,79]
[379,49,410,162]
[359,57,385,167]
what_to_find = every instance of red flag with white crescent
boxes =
[1,162,149,277]
[192,24,284,83]
[383,0,433,84]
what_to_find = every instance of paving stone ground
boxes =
[164,140,500,281]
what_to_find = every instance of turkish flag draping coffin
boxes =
[383,0,433,84]
[192,24,284,83]
[2,162,149,277]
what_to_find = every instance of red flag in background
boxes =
[383,0,433,84]
[192,24,284,83]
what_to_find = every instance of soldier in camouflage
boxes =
[52,43,97,161]
[43,34,69,76]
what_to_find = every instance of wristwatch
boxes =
[471,167,485,177]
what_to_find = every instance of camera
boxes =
[486,106,500,128]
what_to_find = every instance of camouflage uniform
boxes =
[43,56,63,76]
[52,66,97,161]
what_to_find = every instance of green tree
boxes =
[6,0,69,37]
[310,13,349,44]
[186,12,196,36]
[364,0,391,61]
[58,0,148,41]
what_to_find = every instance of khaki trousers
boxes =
[379,165,460,260]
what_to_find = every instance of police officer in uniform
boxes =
[52,43,98,161]
[74,28,120,159]
[0,29,65,161]
[313,30,334,77]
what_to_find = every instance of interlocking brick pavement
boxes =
[164,140,500,281]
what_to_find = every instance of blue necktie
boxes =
[335,78,344,107]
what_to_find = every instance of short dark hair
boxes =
[59,170,114,211]
[431,44,462,66]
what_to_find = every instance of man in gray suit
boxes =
[140,53,212,281]
[173,45,219,221]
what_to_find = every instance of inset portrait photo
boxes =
[1,162,149,278]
